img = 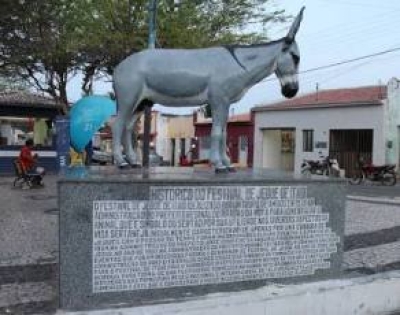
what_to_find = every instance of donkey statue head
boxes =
[275,7,305,98]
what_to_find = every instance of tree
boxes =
[0,0,81,112]
[157,0,287,48]
[0,0,151,111]
[0,0,288,112]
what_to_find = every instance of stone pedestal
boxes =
[58,167,346,311]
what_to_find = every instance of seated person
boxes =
[19,139,45,185]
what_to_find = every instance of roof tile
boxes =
[0,91,63,109]
[253,85,386,111]
[196,112,251,125]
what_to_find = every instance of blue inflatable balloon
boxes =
[70,96,116,152]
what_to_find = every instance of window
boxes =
[303,130,313,152]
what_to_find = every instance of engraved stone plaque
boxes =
[92,186,339,293]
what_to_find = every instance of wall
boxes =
[0,117,58,174]
[384,77,400,166]
[254,104,385,174]
[165,114,194,165]
[0,123,13,144]
[0,146,57,174]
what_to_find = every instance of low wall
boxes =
[0,146,57,174]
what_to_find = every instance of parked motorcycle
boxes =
[301,156,340,177]
[349,159,397,186]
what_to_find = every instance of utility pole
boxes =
[148,0,157,50]
[142,0,157,167]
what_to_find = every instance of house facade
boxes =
[194,111,254,167]
[252,78,400,176]
[151,112,195,166]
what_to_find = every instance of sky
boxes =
[67,0,400,114]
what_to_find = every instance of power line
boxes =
[302,47,400,74]
[319,0,400,12]
[269,10,400,65]
[313,59,379,85]
[303,10,400,42]
[261,46,400,84]
[305,21,400,47]
[311,51,400,86]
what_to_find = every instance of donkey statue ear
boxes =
[285,6,305,44]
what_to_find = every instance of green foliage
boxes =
[0,0,288,110]
[157,0,286,48]
[0,0,80,110]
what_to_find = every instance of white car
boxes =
[92,149,113,165]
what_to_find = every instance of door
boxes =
[262,129,295,171]
[238,135,248,166]
[262,130,281,169]
[281,130,295,172]
[329,129,373,177]
[170,138,176,166]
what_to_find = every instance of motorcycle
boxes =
[301,156,340,177]
[349,159,397,186]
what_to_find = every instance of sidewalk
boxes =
[0,175,400,314]
[0,175,58,267]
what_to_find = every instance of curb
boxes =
[57,271,400,315]
[347,195,400,205]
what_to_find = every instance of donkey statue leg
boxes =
[123,110,142,167]
[112,90,141,167]
[220,125,235,171]
[112,110,129,167]
[209,99,230,173]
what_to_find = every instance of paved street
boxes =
[348,183,400,200]
[0,175,399,314]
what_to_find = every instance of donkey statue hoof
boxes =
[227,166,236,172]
[215,167,229,174]
[117,162,130,169]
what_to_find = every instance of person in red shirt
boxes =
[19,139,45,185]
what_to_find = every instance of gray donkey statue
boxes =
[112,7,305,172]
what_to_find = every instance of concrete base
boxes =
[59,167,346,310]
[57,271,400,315]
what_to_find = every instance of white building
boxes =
[153,112,195,166]
[252,78,400,176]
